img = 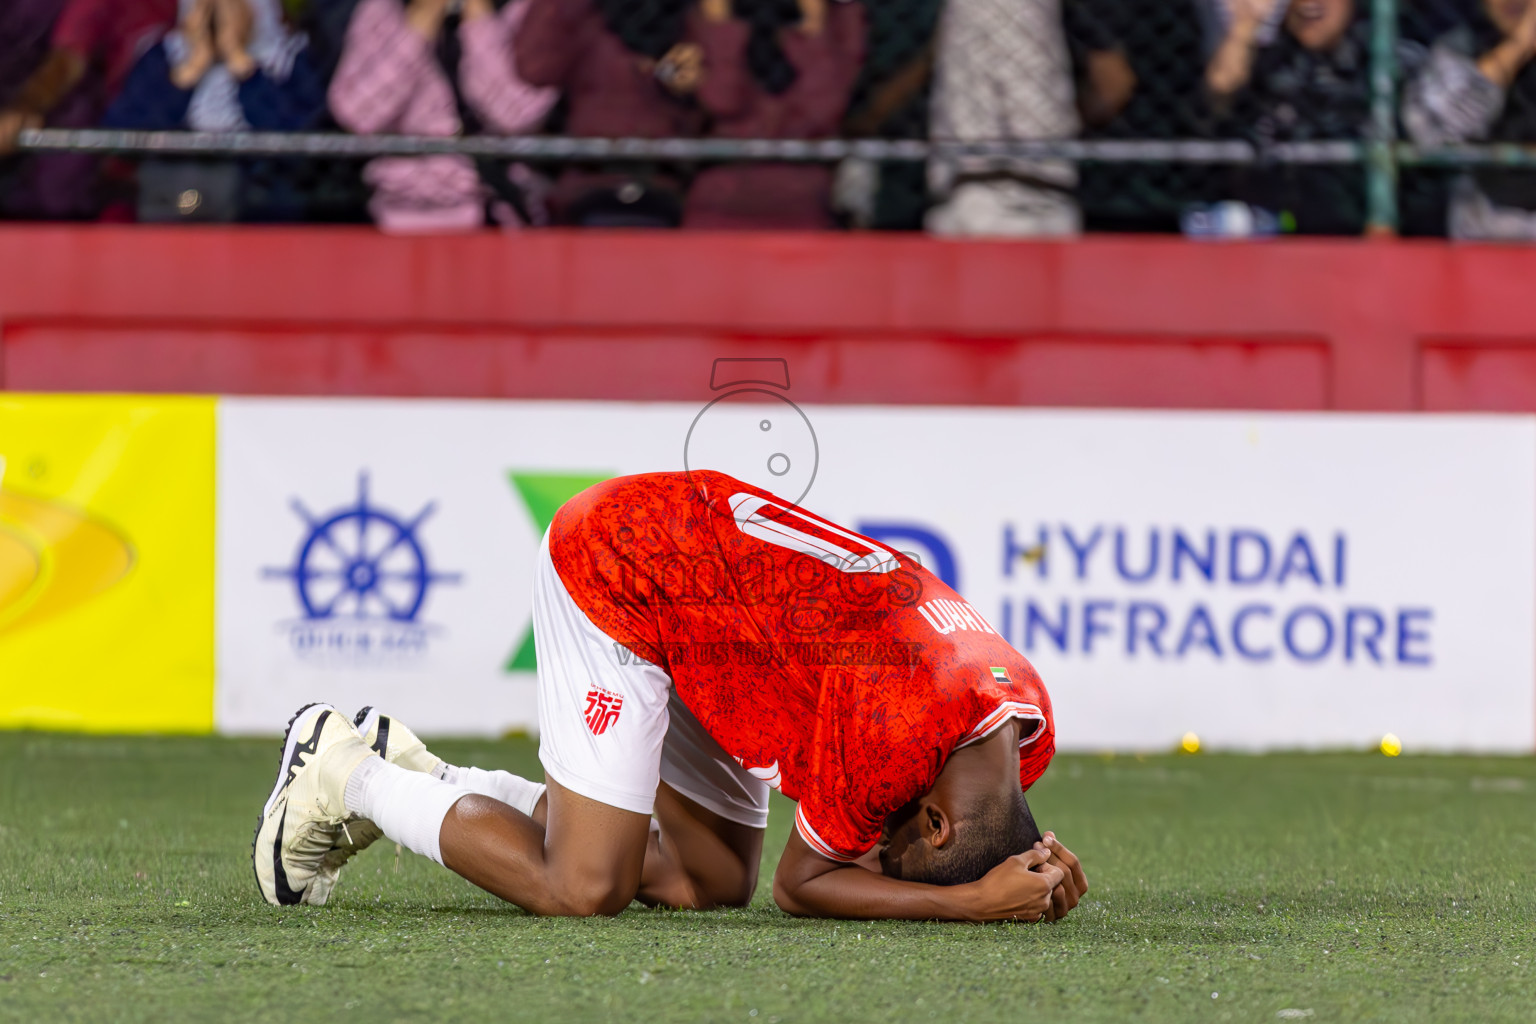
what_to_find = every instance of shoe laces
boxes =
[290,817,344,859]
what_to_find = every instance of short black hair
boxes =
[907,790,1043,887]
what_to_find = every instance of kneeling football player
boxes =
[252,471,1087,921]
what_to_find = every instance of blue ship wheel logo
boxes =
[265,473,460,622]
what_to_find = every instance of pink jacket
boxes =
[328,0,556,233]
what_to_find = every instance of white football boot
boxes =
[354,706,445,776]
[252,703,380,907]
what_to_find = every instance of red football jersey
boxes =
[548,470,1055,860]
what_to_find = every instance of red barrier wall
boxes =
[3,226,1536,410]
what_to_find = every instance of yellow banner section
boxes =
[0,396,215,733]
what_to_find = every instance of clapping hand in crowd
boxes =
[638,28,700,98]
[656,0,829,98]
[171,0,264,89]
[650,42,703,95]
[796,0,827,38]
[215,0,257,80]
[699,0,825,34]
[1207,0,1291,96]
[1232,0,1290,31]
[405,0,495,40]
[170,0,216,89]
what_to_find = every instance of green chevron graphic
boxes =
[504,471,611,672]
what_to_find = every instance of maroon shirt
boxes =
[685,2,865,230]
[52,0,176,93]
[514,0,702,221]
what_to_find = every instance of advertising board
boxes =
[217,397,1536,751]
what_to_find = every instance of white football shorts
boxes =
[533,530,770,829]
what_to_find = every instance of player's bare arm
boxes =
[774,720,1086,922]
[774,829,1062,922]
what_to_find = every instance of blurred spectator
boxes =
[1403,0,1536,239]
[102,0,326,222]
[1206,0,1377,234]
[1065,2,1138,131]
[515,0,704,226]
[833,0,942,229]
[686,0,865,229]
[329,0,556,232]
[0,0,177,219]
[925,0,1082,236]
[1069,0,1218,232]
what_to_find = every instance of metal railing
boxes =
[15,128,1368,165]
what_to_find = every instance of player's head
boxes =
[877,722,1043,886]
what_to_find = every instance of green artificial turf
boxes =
[1,733,1534,1023]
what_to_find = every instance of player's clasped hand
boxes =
[966,833,1087,924]
[1040,832,1088,923]
[969,846,1063,923]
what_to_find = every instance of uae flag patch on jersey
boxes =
[990,666,1010,685]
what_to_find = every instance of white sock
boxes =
[345,757,469,866]
[432,764,546,818]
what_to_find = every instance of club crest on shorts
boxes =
[583,687,624,736]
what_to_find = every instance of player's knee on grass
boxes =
[881,789,1042,887]
[641,838,755,910]
[650,785,763,910]
[678,837,758,909]
[552,872,642,917]
[652,869,754,910]
[721,869,757,908]
[648,836,758,910]
[693,861,756,909]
